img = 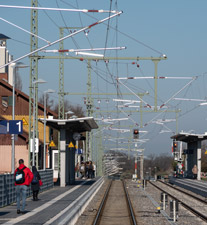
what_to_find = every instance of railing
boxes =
[0,169,54,207]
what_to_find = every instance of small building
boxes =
[0,34,58,173]
[171,132,207,180]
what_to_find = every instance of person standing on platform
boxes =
[31,166,41,201]
[14,159,33,214]
[88,161,93,178]
[80,162,85,179]
[85,161,89,178]
[192,164,198,179]
[75,162,80,178]
[92,162,96,178]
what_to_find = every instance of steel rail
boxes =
[93,179,137,225]
[92,179,112,225]
[158,180,207,204]
[149,181,207,223]
[122,180,138,225]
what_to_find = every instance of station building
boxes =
[0,34,58,174]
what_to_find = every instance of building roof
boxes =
[0,78,58,117]
[39,117,98,133]
[0,34,10,40]
[171,132,207,143]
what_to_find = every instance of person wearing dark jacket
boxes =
[31,166,41,201]
[14,159,33,214]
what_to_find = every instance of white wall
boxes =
[0,47,6,73]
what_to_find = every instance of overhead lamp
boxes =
[11,62,29,173]
[65,111,74,119]
[43,89,55,170]
[32,78,47,166]
[33,78,46,85]
[75,52,104,57]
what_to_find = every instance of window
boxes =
[2,96,8,107]
[8,96,13,106]
[54,153,59,170]
[2,96,14,107]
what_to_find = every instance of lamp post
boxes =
[149,167,151,179]
[154,167,157,181]
[43,89,55,170]
[11,62,28,173]
[32,78,46,166]
[65,110,74,119]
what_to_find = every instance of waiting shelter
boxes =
[171,132,207,180]
[39,116,98,187]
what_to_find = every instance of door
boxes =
[52,150,59,181]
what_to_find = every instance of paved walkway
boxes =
[0,179,96,225]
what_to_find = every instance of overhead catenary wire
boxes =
[0,11,123,70]
[159,77,197,109]
[60,0,165,56]
[0,5,120,13]
[117,79,153,109]
[75,0,93,49]
[0,17,50,44]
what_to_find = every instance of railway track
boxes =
[149,180,207,223]
[92,179,137,225]
[158,180,207,204]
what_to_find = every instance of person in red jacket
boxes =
[14,159,33,214]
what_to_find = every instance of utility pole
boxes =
[140,154,144,181]
[58,28,65,120]
[135,155,137,179]
[86,60,93,161]
[152,59,160,112]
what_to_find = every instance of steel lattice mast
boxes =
[29,0,38,167]
[58,28,65,120]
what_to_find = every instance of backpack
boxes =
[15,167,26,184]
[31,172,39,184]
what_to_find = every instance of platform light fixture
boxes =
[43,89,55,170]
[32,78,46,166]
[11,62,29,173]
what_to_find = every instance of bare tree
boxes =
[144,153,173,175]
[53,99,85,118]
[38,93,54,111]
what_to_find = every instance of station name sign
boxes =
[0,120,23,134]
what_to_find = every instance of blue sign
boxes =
[75,148,83,154]
[0,120,8,134]
[0,120,23,134]
[9,120,23,134]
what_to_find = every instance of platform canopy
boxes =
[171,132,207,143]
[39,116,98,132]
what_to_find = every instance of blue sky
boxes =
[0,0,207,156]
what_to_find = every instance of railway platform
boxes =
[169,177,207,197]
[0,177,103,225]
